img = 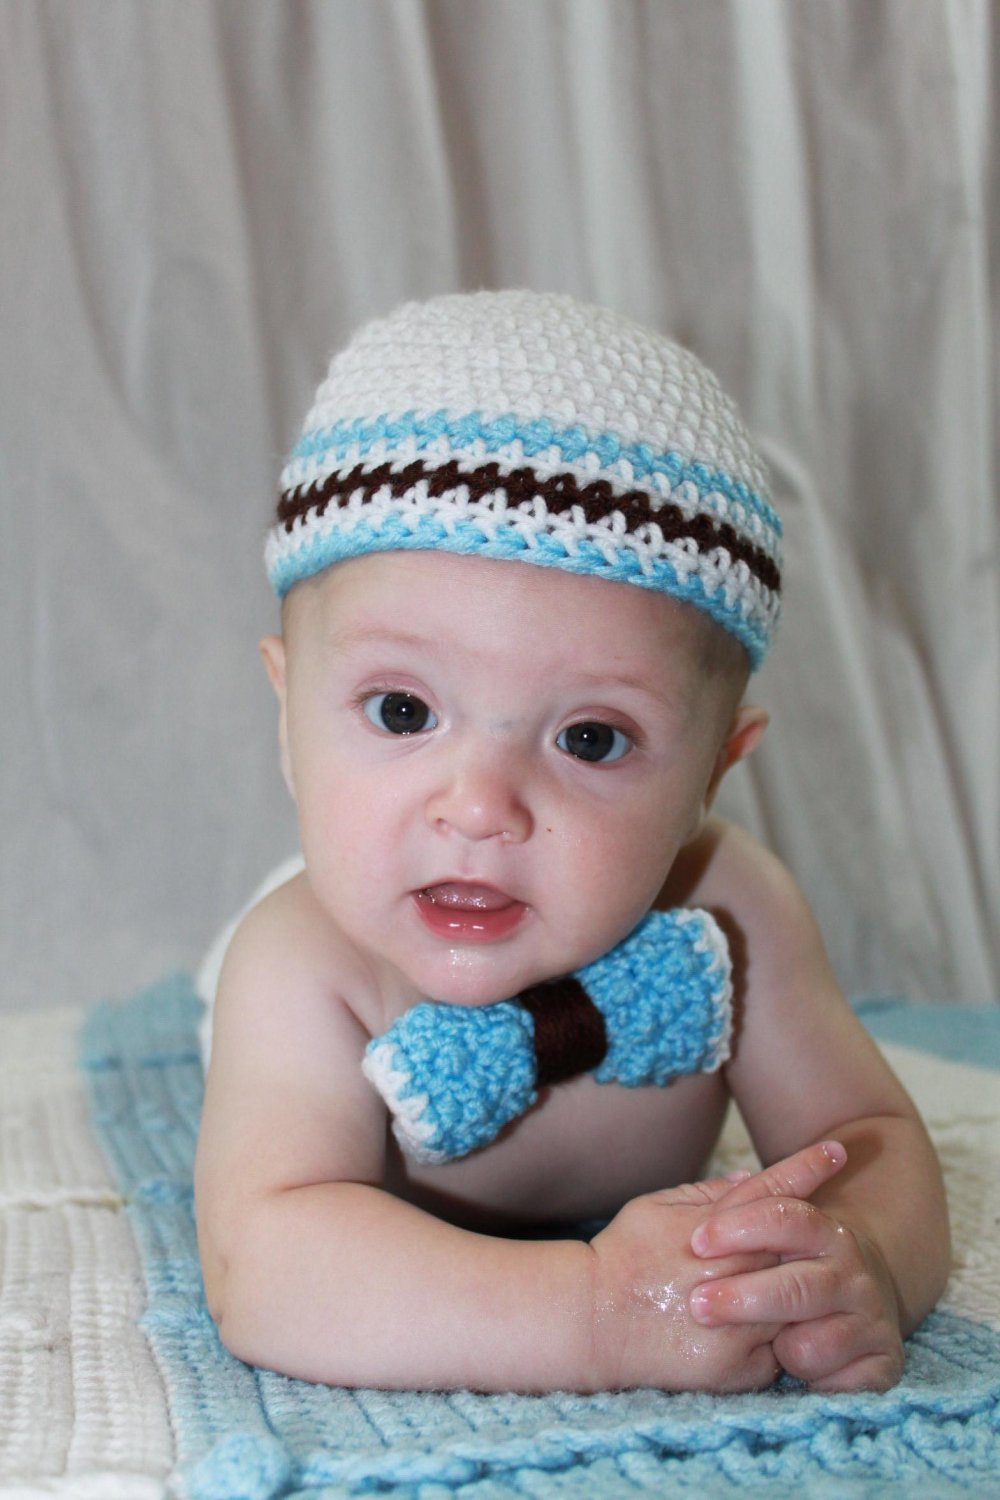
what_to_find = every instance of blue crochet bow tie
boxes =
[362,907,732,1164]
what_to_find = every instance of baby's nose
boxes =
[425,751,534,844]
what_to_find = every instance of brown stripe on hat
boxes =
[276,459,781,595]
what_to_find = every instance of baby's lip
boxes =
[413,883,530,943]
[418,881,521,912]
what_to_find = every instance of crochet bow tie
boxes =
[362,907,733,1164]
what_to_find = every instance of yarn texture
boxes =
[267,292,782,667]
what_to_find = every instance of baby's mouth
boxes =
[413,883,529,941]
[418,882,517,911]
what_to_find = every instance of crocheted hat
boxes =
[267,291,782,666]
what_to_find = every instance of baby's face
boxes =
[271,551,743,1012]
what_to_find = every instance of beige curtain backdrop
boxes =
[2,0,997,1011]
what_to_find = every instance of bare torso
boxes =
[385,1069,731,1231]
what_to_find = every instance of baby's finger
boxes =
[691,1194,837,1260]
[711,1141,846,1213]
[689,1257,843,1328]
[774,1314,905,1392]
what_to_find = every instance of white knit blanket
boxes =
[1,1000,998,1497]
[0,1007,172,1498]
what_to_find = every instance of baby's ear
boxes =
[259,636,295,800]
[704,705,769,811]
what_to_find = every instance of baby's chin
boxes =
[404,958,562,1010]
[390,932,627,1010]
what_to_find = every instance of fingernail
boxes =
[691,1224,710,1255]
[725,1168,752,1183]
[821,1140,847,1166]
[690,1289,716,1325]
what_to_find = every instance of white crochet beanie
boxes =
[266,291,781,666]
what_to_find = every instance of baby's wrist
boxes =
[584,1247,628,1392]
[584,1227,663,1392]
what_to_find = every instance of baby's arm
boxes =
[195,885,816,1391]
[684,830,950,1390]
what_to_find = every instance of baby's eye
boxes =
[362,692,438,735]
[556,721,632,763]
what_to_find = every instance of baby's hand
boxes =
[588,1143,846,1392]
[688,1142,905,1391]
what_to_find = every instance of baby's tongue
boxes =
[421,883,513,911]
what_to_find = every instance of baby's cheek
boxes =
[581,816,678,908]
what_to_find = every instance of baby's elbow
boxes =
[214,1300,258,1370]
[198,1215,267,1367]
[198,1234,226,1325]
[204,1244,273,1370]
[200,1198,325,1376]
[200,1246,239,1351]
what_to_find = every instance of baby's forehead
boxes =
[289,550,696,632]
[284,551,741,693]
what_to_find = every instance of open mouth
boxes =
[413,883,529,941]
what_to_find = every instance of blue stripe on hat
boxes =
[286,411,782,540]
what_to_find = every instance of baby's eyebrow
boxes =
[327,624,437,654]
[569,665,672,703]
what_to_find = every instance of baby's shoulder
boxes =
[226,866,327,954]
[211,869,375,1053]
[665,815,800,907]
[662,816,824,968]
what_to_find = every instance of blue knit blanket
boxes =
[81,977,1000,1499]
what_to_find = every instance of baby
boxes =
[194,291,949,1394]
